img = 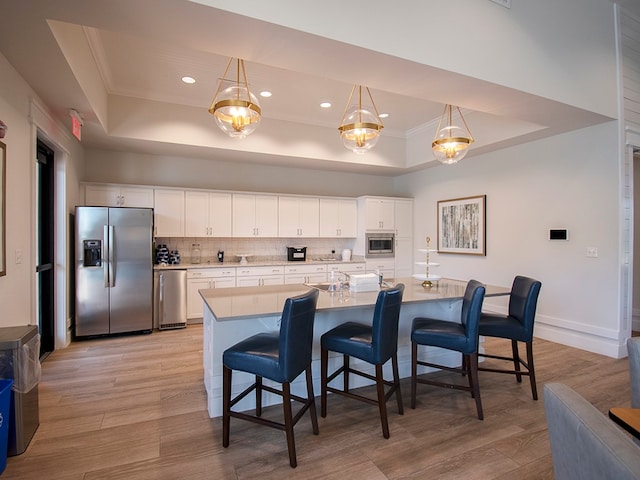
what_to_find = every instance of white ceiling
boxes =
[0,0,634,175]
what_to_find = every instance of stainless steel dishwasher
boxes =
[153,269,187,330]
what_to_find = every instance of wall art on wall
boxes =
[437,194,486,256]
[0,141,5,276]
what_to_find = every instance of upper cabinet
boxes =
[154,189,185,237]
[394,199,413,238]
[278,196,319,238]
[319,198,357,237]
[185,191,232,237]
[85,184,154,208]
[361,197,395,231]
[232,194,278,237]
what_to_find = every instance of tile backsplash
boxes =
[155,237,357,264]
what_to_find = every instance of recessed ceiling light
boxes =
[320,102,332,108]
[379,113,389,118]
[181,76,196,84]
[260,91,272,97]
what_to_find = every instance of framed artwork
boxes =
[437,195,486,256]
[0,141,4,276]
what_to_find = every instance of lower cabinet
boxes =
[236,266,285,287]
[365,258,395,280]
[284,264,327,284]
[187,268,236,319]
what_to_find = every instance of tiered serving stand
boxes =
[412,236,441,287]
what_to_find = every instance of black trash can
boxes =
[0,326,41,456]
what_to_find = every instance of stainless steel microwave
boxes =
[366,232,394,257]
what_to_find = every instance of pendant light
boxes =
[209,58,261,139]
[432,104,474,164]
[338,85,384,154]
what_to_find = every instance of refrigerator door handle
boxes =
[108,225,115,287]
[158,272,164,322]
[103,225,110,287]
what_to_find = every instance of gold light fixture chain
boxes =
[209,57,234,110]
[456,105,474,142]
[366,87,383,127]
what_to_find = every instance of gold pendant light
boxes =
[432,104,474,164]
[209,58,261,139]
[338,85,384,154]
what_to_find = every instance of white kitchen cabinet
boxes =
[394,199,413,277]
[85,184,154,208]
[186,268,236,319]
[278,196,319,238]
[361,197,395,231]
[236,265,284,286]
[185,191,232,237]
[284,264,327,284]
[366,258,395,280]
[233,194,278,237]
[319,198,357,237]
[326,262,366,275]
[154,189,185,237]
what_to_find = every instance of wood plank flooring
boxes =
[1,326,632,479]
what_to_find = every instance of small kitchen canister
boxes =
[191,243,201,264]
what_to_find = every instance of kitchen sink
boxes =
[305,282,347,292]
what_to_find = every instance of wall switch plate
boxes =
[15,249,22,264]
[586,247,598,258]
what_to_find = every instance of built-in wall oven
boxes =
[365,232,394,257]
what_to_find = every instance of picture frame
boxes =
[0,141,5,276]
[437,194,486,256]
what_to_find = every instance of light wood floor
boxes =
[1,326,632,479]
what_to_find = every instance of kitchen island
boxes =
[200,278,510,418]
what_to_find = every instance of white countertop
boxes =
[199,277,510,321]
[153,257,365,270]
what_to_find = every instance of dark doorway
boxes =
[36,140,55,359]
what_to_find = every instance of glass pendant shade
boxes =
[432,104,474,164]
[338,85,383,154]
[209,58,261,139]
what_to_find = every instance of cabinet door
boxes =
[232,194,256,237]
[278,196,301,237]
[212,277,235,289]
[85,185,121,206]
[394,236,413,278]
[185,191,210,237]
[187,278,211,319]
[394,199,413,238]
[339,199,357,237]
[255,195,278,237]
[120,186,154,208]
[365,198,395,230]
[154,189,185,237]
[319,198,356,237]
[298,197,319,237]
[209,192,232,237]
[261,275,284,286]
[236,276,261,287]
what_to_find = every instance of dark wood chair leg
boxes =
[468,353,483,420]
[305,366,319,434]
[256,375,263,416]
[321,348,328,417]
[392,353,404,415]
[511,340,522,383]
[375,364,390,439]
[282,382,297,468]
[222,365,231,448]
[526,341,538,400]
[343,354,350,393]
[411,341,417,409]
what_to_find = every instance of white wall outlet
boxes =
[586,247,598,258]
[15,249,22,264]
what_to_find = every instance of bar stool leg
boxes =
[411,341,417,409]
[511,340,522,382]
[343,354,350,393]
[392,353,404,414]
[375,364,390,439]
[526,341,538,400]
[222,365,232,448]
[305,366,319,434]
[282,382,297,468]
[321,348,328,417]
[467,353,483,420]
[256,376,263,416]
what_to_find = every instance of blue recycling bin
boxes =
[0,379,13,474]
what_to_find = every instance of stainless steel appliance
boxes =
[365,232,394,257]
[0,325,40,456]
[154,269,187,330]
[75,207,153,336]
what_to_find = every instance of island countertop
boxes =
[199,277,510,321]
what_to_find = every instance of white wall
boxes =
[83,149,395,197]
[396,121,623,357]
[0,52,84,347]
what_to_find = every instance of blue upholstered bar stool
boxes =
[411,280,486,419]
[222,289,319,468]
[320,284,404,439]
[477,276,542,400]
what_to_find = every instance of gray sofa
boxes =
[544,383,640,480]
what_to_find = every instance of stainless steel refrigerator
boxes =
[75,206,153,336]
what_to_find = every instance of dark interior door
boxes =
[36,140,55,358]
